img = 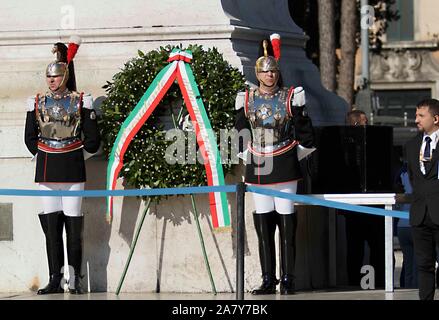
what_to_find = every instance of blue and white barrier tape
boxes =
[247,185,409,219]
[0,184,409,219]
[0,185,236,197]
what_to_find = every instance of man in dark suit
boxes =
[406,99,439,300]
[343,110,385,288]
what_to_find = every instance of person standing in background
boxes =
[343,110,385,288]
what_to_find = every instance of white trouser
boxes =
[251,181,298,215]
[39,183,84,217]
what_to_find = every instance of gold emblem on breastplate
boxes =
[256,104,272,120]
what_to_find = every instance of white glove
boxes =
[26,96,36,111]
[235,92,245,110]
[297,145,316,161]
[83,143,103,160]
[292,87,306,107]
[83,149,93,160]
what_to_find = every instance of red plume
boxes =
[270,33,281,61]
[67,35,82,64]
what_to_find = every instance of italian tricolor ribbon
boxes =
[106,49,230,229]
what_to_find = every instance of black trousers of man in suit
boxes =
[345,213,385,288]
[406,130,439,300]
[412,209,439,300]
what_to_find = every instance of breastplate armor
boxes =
[246,88,294,151]
[36,92,82,150]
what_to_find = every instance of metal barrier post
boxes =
[236,182,246,300]
[384,205,394,292]
[328,208,337,287]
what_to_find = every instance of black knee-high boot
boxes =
[252,211,278,295]
[278,213,297,295]
[64,215,85,294]
[37,212,65,295]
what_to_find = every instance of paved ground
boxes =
[0,288,424,300]
[1,251,426,301]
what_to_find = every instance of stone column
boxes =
[221,0,349,125]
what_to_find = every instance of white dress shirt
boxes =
[419,129,439,174]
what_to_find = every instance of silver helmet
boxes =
[45,36,81,91]
[255,35,280,73]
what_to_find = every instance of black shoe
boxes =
[37,274,64,295]
[279,274,295,295]
[69,275,85,295]
[69,288,85,294]
[252,274,278,295]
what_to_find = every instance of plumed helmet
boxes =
[46,43,68,77]
[46,35,81,91]
[255,34,281,73]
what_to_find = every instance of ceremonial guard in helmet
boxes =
[235,34,314,295]
[24,36,100,294]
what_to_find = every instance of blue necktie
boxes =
[424,136,432,161]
